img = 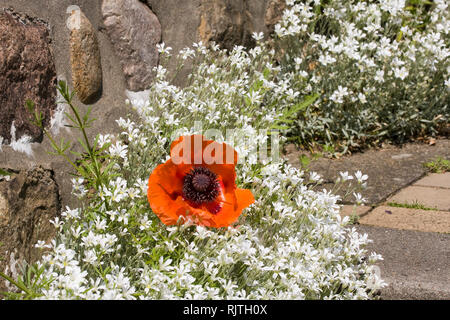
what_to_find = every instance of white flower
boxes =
[247,90,262,106]
[61,206,80,220]
[109,141,128,159]
[339,171,354,182]
[158,257,174,272]
[35,240,51,249]
[353,192,366,204]
[179,47,195,60]
[70,226,83,239]
[374,70,385,83]
[94,217,107,231]
[83,250,98,265]
[380,0,405,16]
[309,171,322,182]
[71,177,86,198]
[318,53,336,66]
[97,134,112,148]
[116,118,133,130]
[358,93,367,104]
[330,86,349,104]
[393,66,408,80]
[117,209,129,225]
[355,171,368,183]
[49,217,64,230]
[156,42,172,56]
[252,32,264,41]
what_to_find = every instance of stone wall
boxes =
[0,0,285,286]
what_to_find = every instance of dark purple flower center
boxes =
[183,167,220,205]
[192,173,211,192]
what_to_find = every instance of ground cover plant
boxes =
[276,0,449,155]
[0,1,399,300]
[423,156,450,172]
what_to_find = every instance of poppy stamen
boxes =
[192,173,211,192]
[183,167,220,206]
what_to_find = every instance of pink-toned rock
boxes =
[359,206,450,233]
[388,186,450,211]
[0,8,57,144]
[414,172,450,189]
[340,205,371,218]
[101,0,161,91]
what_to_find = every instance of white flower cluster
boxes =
[276,0,449,153]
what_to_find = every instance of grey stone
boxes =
[356,225,450,300]
[264,0,286,34]
[146,0,274,86]
[340,205,372,218]
[285,139,450,205]
[391,153,413,160]
[102,0,161,91]
[359,205,450,233]
[0,166,61,294]
[147,0,272,54]
[198,0,256,51]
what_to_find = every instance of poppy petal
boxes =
[213,188,255,227]
[147,160,185,224]
[234,188,255,214]
[171,135,238,166]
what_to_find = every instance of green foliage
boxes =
[24,81,113,190]
[348,213,360,225]
[423,156,450,173]
[271,93,320,130]
[298,152,323,170]
[0,169,11,176]
[387,201,437,211]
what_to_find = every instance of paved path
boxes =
[286,138,450,300]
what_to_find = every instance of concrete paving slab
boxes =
[388,186,450,211]
[355,225,450,300]
[359,206,450,233]
[285,139,450,205]
[340,205,372,218]
[413,172,450,189]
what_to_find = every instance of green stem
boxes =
[66,100,102,188]
[0,270,33,297]
[43,129,84,177]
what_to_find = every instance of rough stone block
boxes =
[414,172,450,189]
[359,205,450,233]
[0,8,57,144]
[69,8,102,104]
[388,186,450,211]
[102,0,161,91]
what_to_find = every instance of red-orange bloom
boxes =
[147,135,255,228]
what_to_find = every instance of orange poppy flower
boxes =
[147,135,255,228]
